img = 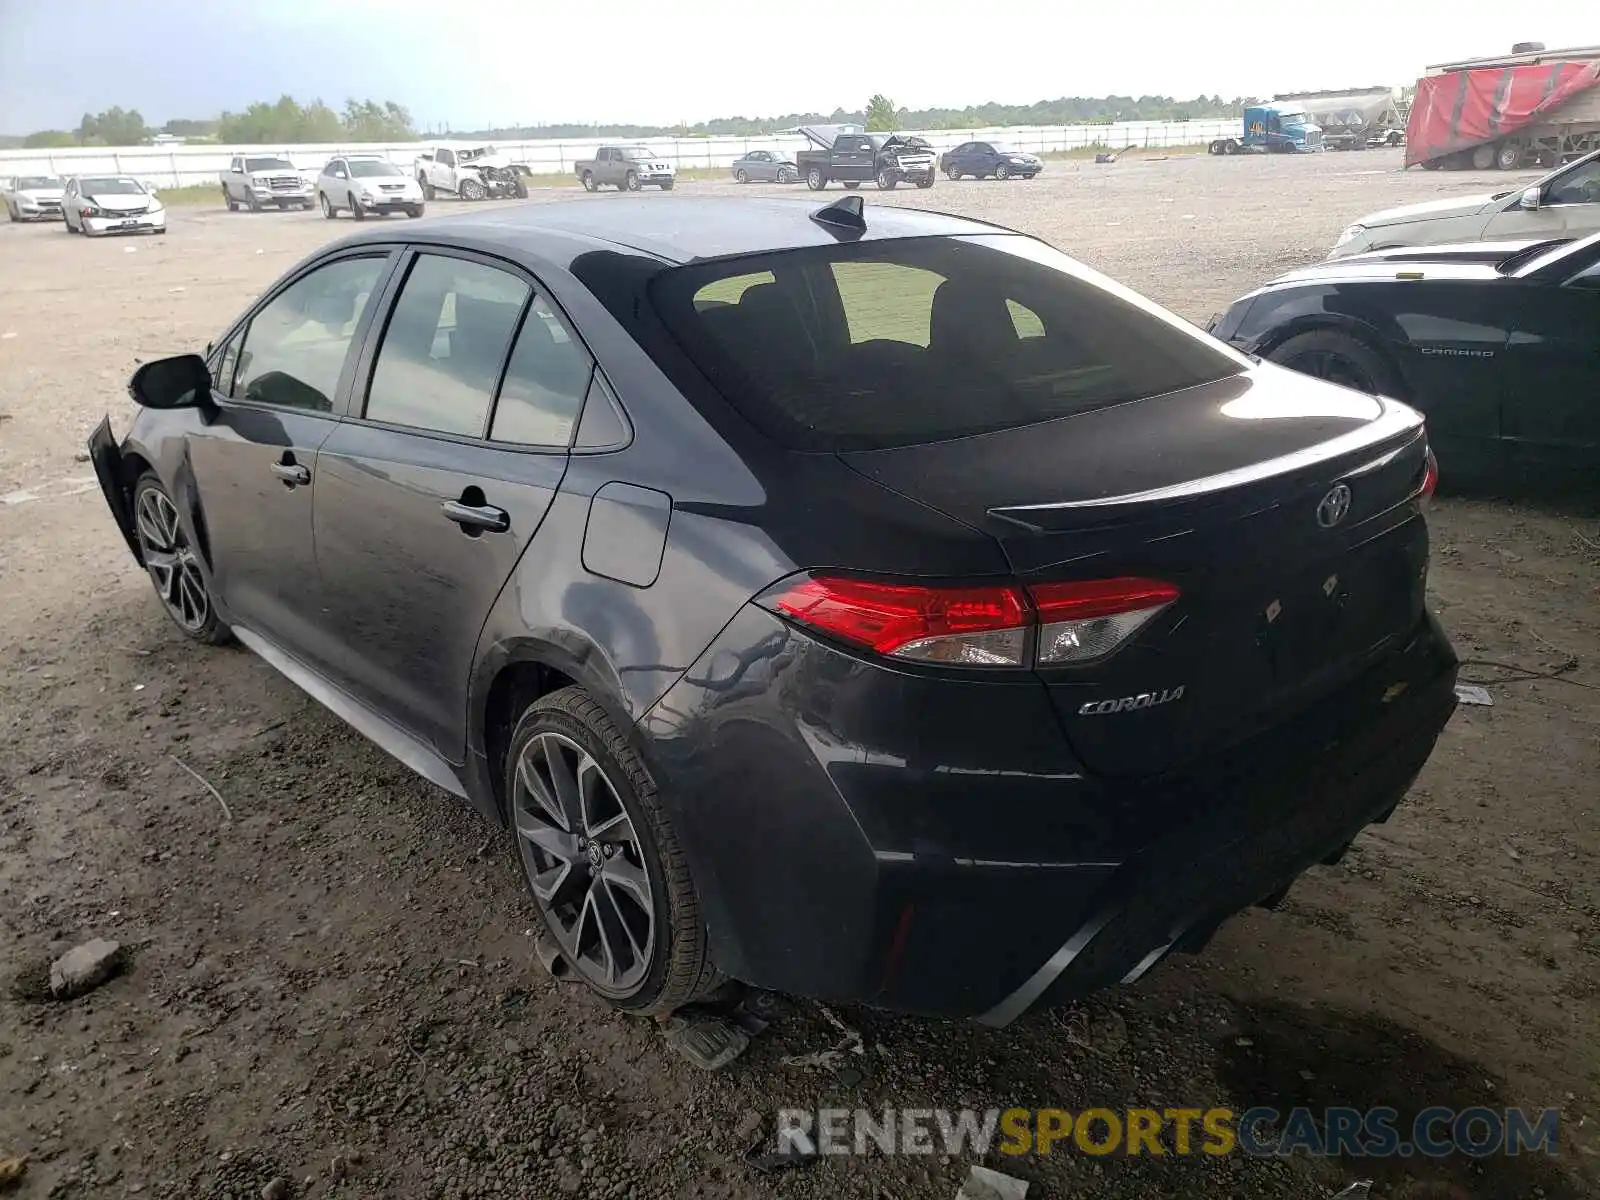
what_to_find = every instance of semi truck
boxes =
[1407,42,1600,170]
[1206,104,1324,155]
[1273,88,1405,150]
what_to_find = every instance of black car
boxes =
[1210,233,1600,495]
[940,141,1043,180]
[89,196,1457,1027]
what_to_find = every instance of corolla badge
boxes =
[1316,483,1352,529]
[1077,686,1185,716]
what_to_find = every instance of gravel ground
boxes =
[1,148,1596,1199]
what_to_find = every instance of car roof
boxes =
[370,196,1014,264]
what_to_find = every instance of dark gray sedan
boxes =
[730,150,798,184]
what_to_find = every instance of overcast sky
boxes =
[0,0,1593,132]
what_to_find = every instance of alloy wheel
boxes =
[513,732,656,995]
[1284,349,1376,394]
[134,487,210,633]
[461,178,487,200]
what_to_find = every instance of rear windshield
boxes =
[650,235,1244,451]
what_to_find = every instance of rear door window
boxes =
[651,235,1245,451]
[364,254,530,436]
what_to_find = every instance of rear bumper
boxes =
[642,605,1457,1022]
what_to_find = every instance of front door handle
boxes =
[441,500,510,533]
[270,461,310,487]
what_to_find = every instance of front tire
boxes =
[1265,329,1401,398]
[945,166,962,180]
[245,188,262,212]
[659,179,673,190]
[131,473,230,645]
[1470,144,1497,171]
[776,167,793,184]
[876,169,897,190]
[507,688,718,1015]
[624,171,641,192]
[348,193,365,221]
[406,204,425,219]
[581,171,596,192]
[995,163,1010,180]
[513,175,530,199]
[1496,140,1526,170]
[915,175,934,189]
[735,168,748,184]
[460,178,487,201]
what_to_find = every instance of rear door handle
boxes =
[441,500,510,533]
[270,462,311,486]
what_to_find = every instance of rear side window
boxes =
[650,235,1244,451]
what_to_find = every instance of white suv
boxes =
[316,155,426,220]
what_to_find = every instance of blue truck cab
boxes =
[1242,104,1323,152]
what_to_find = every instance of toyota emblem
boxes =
[1317,483,1352,529]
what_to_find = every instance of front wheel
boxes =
[1265,329,1400,398]
[915,175,934,189]
[507,688,719,1015]
[348,193,365,221]
[1496,141,1526,170]
[806,167,827,190]
[406,204,425,219]
[659,179,673,190]
[131,474,230,644]
[776,167,793,184]
[319,193,337,219]
[995,163,1010,180]
[876,169,897,190]
[1470,144,1497,171]
[513,176,530,199]
[624,171,641,192]
[581,171,596,192]
[945,166,961,180]
[735,168,748,184]
[245,188,262,212]
[460,178,487,201]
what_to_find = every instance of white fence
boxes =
[0,120,1241,188]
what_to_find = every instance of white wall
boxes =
[0,121,1241,188]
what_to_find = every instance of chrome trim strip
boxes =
[975,905,1121,1027]
[232,625,467,799]
[987,399,1424,521]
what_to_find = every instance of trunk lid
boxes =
[840,368,1433,776]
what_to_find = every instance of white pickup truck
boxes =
[413,144,530,201]
[219,154,314,211]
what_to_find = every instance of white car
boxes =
[1329,148,1600,259]
[220,154,315,212]
[63,176,166,237]
[316,155,426,220]
[3,174,66,222]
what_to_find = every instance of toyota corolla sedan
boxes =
[88,196,1456,1026]
[63,175,166,236]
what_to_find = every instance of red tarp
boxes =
[1405,60,1600,166]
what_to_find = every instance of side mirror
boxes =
[129,354,212,409]
[1520,186,1541,210]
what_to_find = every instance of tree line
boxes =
[15,97,417,148]
[8,92,1260,150]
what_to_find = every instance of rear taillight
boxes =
[1418,446,1439,508]
[1031,578,1181,665]
[757,573,1178,669]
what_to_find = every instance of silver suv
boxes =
[316,156,426,220]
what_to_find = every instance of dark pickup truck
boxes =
[794,124,937,191]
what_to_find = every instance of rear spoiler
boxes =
[988,400,1425,531]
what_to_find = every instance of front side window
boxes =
[364,254,530,437]
[1548,159,1600,206]
[438,149,455,167]
[652,235,1244,451]
[231,256,387,411]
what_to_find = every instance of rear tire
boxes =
[1470,144,1496,171]
[319,193,337,219]
[1265,329,1401,398]
[419,176,436,200]
[506,687,720,1016]
[1222,140,1239,155]
[1496,140,1527,170]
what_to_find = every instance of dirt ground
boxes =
[1,147,1596,1200]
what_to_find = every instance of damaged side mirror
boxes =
[129,354,213,410]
